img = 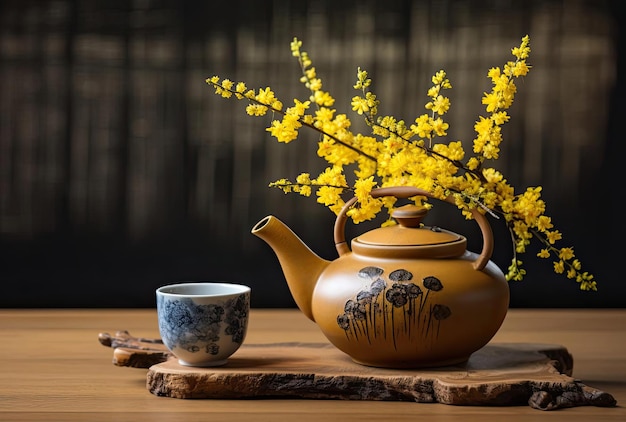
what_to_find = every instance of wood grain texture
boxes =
[2,309,625,421]
[144,342,615,410]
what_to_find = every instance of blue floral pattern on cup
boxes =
[157,293,249,357]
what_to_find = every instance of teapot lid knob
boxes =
[391,204,428,228]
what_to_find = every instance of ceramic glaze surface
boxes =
[156,282,250,367]
[311,252,508,367]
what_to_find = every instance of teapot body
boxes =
[251,186,511,368]
[311,251,509,368]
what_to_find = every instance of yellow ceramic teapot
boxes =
[252,186,509,368]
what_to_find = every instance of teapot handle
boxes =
[333,186,494,271]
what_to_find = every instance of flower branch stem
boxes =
[208,80,378,162]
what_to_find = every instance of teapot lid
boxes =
[351,204,467,259]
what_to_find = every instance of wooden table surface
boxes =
[0,308,624,421]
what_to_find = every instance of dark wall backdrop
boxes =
[0,0,623,308]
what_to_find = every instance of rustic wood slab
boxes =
[147,342,616,410]
[98,331,616,410]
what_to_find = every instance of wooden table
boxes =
[0,308,624,421]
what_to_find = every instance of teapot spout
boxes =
[252,216,331,321]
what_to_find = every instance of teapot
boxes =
[252,186,509,368]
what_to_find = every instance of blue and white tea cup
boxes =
[156,282,251,367]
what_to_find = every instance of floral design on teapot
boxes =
[336,266,451,350]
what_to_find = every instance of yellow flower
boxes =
[481,143,500,160]
[354,177,377,202]
[482,168,502,183]
[546,230,563,244]
[255,87,282,110]
[431,117,449,137]
[554,260,565,274]
[288,99,311,116]
[487,67,501,82]
[294,173,312,196]
[313,90,335,107]
[430,95,451,115]
[351,96,369,115]
[246,104,269,116]
[558,247,575,261]
[511,61,530,77]
[537,249,550,258]
[354,67,371,89]
[427,86,440,98]
[432,70,446,85]
[467,157,480,170]
[290,38,302,56]
[506,259,526,281]
[511,35,531,60]
[207,35,597,292]
[411,114,433,139]
[491,111,510,125]
[308,78,322,92]
[481,92,500,113]
[433,141,464,161]
[536,215,553,232]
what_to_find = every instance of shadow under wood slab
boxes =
[98,331,616,411]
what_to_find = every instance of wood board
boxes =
[98,331,616,410]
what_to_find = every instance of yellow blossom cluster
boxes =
[206,35,597,291]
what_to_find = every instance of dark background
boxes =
[0,0,623,308]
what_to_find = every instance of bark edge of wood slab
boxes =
[99,332,616,410]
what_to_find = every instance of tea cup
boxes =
[156,282,250,367]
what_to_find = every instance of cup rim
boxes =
[156,282,251,297]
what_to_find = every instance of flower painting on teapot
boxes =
[337,266,451,350]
